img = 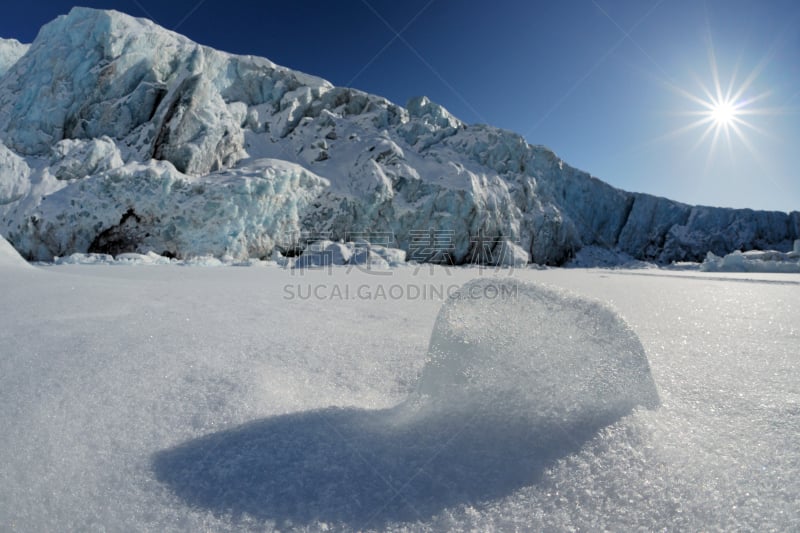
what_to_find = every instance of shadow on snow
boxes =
[152,401,618,529]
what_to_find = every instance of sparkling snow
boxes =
[0,256,798,531]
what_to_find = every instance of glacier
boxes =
[0,7,797,265]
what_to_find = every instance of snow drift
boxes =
[154,279,659,527]
[0,7,797,265]
[0,232,30,268]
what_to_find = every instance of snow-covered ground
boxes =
[1,241,798,531]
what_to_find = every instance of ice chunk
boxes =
[53,251,178,265]
[180,255,224,267]
[325,242,352,265]
[701,250,800,273]
[269,248,290,267]
[348,246,390,269]
[794,239,800,255]
[491,239,529,267]
[49,137,123,181]
[293,240,351,269]
[415,278,660,423]
[114,252,175,265]
[0,141,31,204]
[370,245,407,266]
[54,253,115,265]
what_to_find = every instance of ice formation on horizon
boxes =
[701,244,800,273]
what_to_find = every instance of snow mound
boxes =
[701,248,800,273]
[153,278,659,527]
[0,233,29,268]
[416,278,660,421]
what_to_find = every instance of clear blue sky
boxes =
[2,1,798,212]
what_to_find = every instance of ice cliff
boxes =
[0,8,797,263]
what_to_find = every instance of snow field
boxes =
[0,261,798,531]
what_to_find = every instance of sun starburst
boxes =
[680,71,762,160]
[708,98,738,127]
[658,33,785,166]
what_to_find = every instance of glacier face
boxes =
[0,7,797,264]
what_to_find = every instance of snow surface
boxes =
[0,7,797,265]
[1,263,798,531]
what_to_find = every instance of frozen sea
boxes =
[0,259,798,532]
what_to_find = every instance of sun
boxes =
[660,40,778,162]
[709,98,738,127]
[672,79,758,161]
